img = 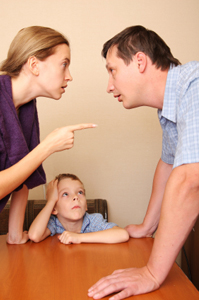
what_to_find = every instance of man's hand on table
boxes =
[88,266,160,300]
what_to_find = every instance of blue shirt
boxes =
[158,61,199,168]
[47,212,117,236]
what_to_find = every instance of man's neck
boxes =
[144,66,168,110]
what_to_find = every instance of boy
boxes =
[29,173,129,244]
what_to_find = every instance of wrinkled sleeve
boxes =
[88,213,117,232]
[47,215,57,236]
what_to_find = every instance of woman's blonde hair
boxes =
[0,26,69,77]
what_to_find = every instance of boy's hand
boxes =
[58,231,81,244]
[46,179,59,205]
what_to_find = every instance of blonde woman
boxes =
[0,26,96,244]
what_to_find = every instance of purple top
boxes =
[0,75,46,212]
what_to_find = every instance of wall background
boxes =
[0,1,199,232]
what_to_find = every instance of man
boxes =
[88,25,199,300]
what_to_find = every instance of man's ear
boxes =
[27,56,39,76]
[135,52,147,73]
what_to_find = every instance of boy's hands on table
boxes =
[58,231,81,244]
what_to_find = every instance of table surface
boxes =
[0,235,198,300]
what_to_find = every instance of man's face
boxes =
[105,45,142,109]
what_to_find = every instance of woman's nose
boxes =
[65,69,73,82]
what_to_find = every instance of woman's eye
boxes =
[63,61,69,68]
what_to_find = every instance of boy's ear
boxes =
[27,56,40,76]
[51,207,58,215]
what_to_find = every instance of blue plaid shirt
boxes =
[158,61,199,168]
[47,212,117,236]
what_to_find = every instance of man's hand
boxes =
[125,224,154,238]
[58,231,81,244]
[88,266,160,300]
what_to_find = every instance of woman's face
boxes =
[37,43,73,100]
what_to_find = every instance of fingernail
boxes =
[92,124,98,127]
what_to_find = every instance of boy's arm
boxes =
[58,226,129,244]
[29,180,58,242]
[28,201,53,242]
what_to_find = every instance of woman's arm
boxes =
[58,226,129,244]
[7,185,29,244]
[0,123,96,200]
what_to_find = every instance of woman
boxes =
[0,26,96,244]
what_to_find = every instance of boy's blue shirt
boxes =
[47,212,117,236]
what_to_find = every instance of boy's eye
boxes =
[63,192,68,197]
[78,191,84,195]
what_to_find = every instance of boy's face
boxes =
[53,178,87,221]
[105,45,143,109]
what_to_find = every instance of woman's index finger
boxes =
[69,123,97,132]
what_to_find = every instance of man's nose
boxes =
[107,77,114,93]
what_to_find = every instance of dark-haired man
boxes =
[88,25,199,300]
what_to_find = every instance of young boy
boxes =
[29,173,129,244]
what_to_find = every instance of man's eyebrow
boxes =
[105,63,110,69]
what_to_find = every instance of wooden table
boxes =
[0,235,198,300]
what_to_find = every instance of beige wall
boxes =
[1,0,199,228]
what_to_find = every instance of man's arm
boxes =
[147,162,199,284]
[29,180,58,242]
[58,227,129,244]
[88,162,199,299]
[126,159,172,237]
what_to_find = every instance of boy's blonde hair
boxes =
[0,26,69,77]
[55,173,83,186]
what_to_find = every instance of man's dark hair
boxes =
[102,25,181,70]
